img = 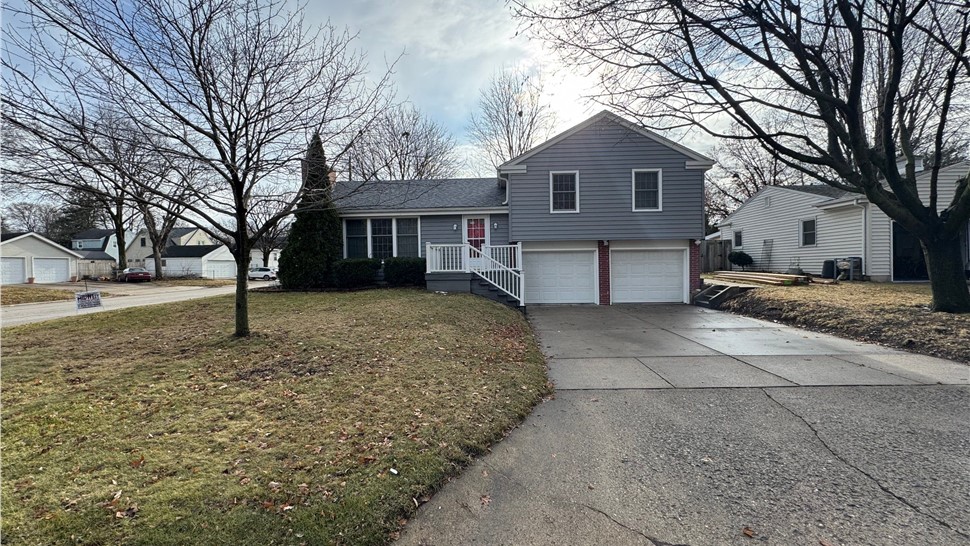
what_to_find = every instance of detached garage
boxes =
[0,232,81,284]
[158,244,237,279]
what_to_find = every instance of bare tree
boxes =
[468,67,557,170]
[247,189,293,268]
[4,112,142,266]
[349,103,460,180]
[518,0,970,312]
[706,122,813,224]
[3,0,394,335]
[2,202,61,235]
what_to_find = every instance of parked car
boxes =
[118,267,152,282]
[248,267,277,280]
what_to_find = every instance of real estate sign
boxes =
[75,291,103,310]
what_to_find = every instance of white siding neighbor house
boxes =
[1,232,83,284]
[717,161,970,281]
[157,244,237,279]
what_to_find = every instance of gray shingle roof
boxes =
[783,185,850,199]
[79,250,116,261]
[73,228,114,240]
[333,178,506,211]
[1,231,30,242]
[161,244,223,258]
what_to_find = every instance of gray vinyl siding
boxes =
[419,215,462,255]
[719,186,864,275]
[508,119,704,241]
[490,214,509,245]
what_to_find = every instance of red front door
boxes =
[466,218,486,250]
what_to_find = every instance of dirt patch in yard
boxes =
[722,282,970,363]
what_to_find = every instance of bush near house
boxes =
[334,258,381,289]
[383,257,427,287]
[728,250,753,270]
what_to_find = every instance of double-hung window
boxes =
[345,219,368,258]
[396,218,419,257]
[632,169,662,211]
[550,171,579,213]
[370,219,393,259]
[733,230,743,248]
[800,219,817,246]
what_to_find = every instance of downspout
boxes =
[854,199,867,277]
[498,176,509,205]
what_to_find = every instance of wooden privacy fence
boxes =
[700,239,732,273]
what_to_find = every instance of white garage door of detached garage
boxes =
[206,260,237,279]
[523,250,597,304]
[611,249,687,303]
[1,257,26,284]
[33,258,70,283]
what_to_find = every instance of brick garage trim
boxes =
[598,240,610,304]
[689,240,701,291]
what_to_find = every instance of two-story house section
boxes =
[126,227,215,267]
[499,111,712,304]
[335,111,712,307]
[70,228,135,262]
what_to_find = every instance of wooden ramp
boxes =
[709,270,811,286]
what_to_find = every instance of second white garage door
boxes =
[523,251,597,304]
[33,258,70,283]
[611,249,686,303]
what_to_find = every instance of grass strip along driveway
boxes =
[2,289,548,545]
[723,282,970,363]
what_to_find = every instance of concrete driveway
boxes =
[398,305,970,546]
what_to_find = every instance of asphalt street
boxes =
[0,281,273,327]
[398,305,970,546]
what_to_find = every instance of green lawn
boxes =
[1,289,549,545]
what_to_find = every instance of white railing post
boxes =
[519,269,525,306]
[515,242,523,271]
[425,242,432,272]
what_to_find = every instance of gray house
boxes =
[335,110,712,306]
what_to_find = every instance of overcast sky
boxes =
[311,0,623,175]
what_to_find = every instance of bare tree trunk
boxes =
[112,199,128,269]
[152,246,164,279]
[262,248,271,267]
[923,237,970,312]
[234,247,251,337]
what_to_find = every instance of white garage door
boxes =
[611,249,686,303]
[34,258,70,283]
[1,257,26,284]
[206,260,237,279]
[523,251,597,304]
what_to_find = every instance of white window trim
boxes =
[799,217,818,247]
[631,169,663,212]
[733,230,743,249]
[549,171,580,214]
[343,217,421,259]
[461,214,491,247]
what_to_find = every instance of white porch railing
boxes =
[426,242,524,306]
